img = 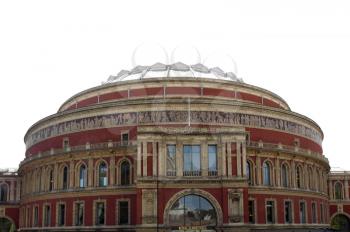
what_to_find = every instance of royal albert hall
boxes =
[3,62,347,232]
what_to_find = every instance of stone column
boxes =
[329,180,333,200]
[176,141,183,176]
[221,142,227,176]
[88,158,94,187]
[69,160,75,188]
[201,142,208,176]
[158,141,165,177]
[54,163,59,190]
[242,142,247,177]
[110,156,115,185]
[256,156,261,185]
[137,142,142,176]
[227,142,232,177]
[16,180,21,201]
[152,142,157,176]
[10,180,15,201]
[142,142,147,177]
[275,158,280,187]
[345,178,349,200]
[236,142,242,177]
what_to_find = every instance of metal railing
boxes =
[21,141,137,166]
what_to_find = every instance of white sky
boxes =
[0,0,349,170]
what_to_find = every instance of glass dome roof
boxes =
[104,62,243,84]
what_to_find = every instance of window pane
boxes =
[99,163,108,187]
[263,162,271,186]
[119,201,129,225]
[76,203,84,226]
[63,167,68,189]
[183,145,201,176]
[300,202,306,224]
[285,201,292,223]
[248,200,255,223]
[208,145,217,175]
[58,204,65,226]
[266,201,275,223]
[166,145,176,176]
[121,161,130,185]
[96,203,105,225]
[79,165,86,188]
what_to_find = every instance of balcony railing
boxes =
[247,141,328,162]
[183,170,202,176]
[21,141,137,166]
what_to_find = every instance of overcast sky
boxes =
[0,0,349,170]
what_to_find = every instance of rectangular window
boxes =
[248,200,255,223]
[284,201,292,223]
[96,202,105,225]
[75,202,84,226]
[118,201,129,225]
[121,133,129,146]
[43,205,51,227]
[312,202,317,223]
[208,145,217,176]
[58,204,65,226]
[266,201,275,224]
[183,145,201,176]
[33,206,39,227]
[300,202,306,224]
[166,145,176,176]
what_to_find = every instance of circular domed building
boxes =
[17,62,330,231]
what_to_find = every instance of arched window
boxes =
[263,161,271,186]
[296,166,302,188]
[335,182,343,200]
[49,169,54,191]
[62,166,68,190]
[168,194,217,227]
[0,184,8,202]
[281,164,288,187]
[79,164,87,188]
[247,161,253,185]
[98,162,108,187]
[120,160,130,186]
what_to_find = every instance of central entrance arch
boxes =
[164,189,223,231]
[331,214,350,232]
[0,217,16,232]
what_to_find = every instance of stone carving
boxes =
[142,189,157,224]
[27,111,322,148]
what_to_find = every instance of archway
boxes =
[0,217,16,232]
[164,190,222,231]
[331,214,350,232]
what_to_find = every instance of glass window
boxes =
[263,162,271,186]
[281,164,288,187]
[33,206,39,227]
[335,182,343,200]
[44,205,51,227]
[208,145,217,176]
[266,201,275,224]
[166,145,176,176]
[296,166,302,188]
[120,161,130,186]
[98,162,108,187]
[62,166,68,190]
[122,133,129,145]
[312,202,317,223]
[320,203,324,223]
[79,164,87,188]
[168,194,217,227]
[183,145,201,176]
[96,202,105,225]
[0,184,8,202]
[58,204,65,226]
[308,168,313,189]
[247,161,253,185]
[248,200,255,223]
[49,170,54,191]
[119,201,129,225]
[284,201,292,223]
[300,202,306,224]
[75,202,84,226]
